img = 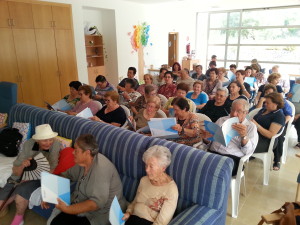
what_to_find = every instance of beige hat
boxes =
[32,124,58,140]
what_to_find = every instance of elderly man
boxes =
[176,68,195,91]
[203,99,258,176]
[117,67,139,92]
[192,65,206,81]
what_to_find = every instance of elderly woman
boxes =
[134,97,163,131]
[66,85,100,116]
[123,145,178,225]
[171,62,181,81]
[203,68,222,100]
[252,92,285,171]
[90,91,127,127]
[186,81,208,112]
[200,87,231,122]
[136,74,158,95]
[119,79,141,108]
[94,75,117,104]
[45,134,125,225]
[153,68,167,86]
[157,71,177,99]
[218,67,230,87]
[254,73,283,105]
[0,124,60,225]
[131,85,164,115]
[226,81,248,106]
[171,97,201,146]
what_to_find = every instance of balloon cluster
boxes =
[131,22,150,51]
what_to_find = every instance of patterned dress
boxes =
[157,84,177,99]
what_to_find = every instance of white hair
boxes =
[142,145,172,168]
[217,87,229,97]
[232,99,249,112]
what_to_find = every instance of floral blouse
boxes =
[63,95,80,108]
[157,84,177,99]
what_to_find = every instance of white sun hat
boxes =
[32,124,58,140]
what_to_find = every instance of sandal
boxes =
[273,162,280,171]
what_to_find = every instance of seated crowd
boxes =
[1,61,297,225]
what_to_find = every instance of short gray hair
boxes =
[75,134,98,157]
[142,145,172,168]
[232,99,249,112]
[217,87,229,97]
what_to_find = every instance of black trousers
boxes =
[208,150,241,176]
[51,212,90,225]
[274,124,288,163]
[125,215,153,225]
[294,118,300,142]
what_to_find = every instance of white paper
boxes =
[41,172,70,205]
[148,118,179,139]
[76,107,93,119]
[204,117,240,146]
[109,196,125,225]
[52,99,72,111]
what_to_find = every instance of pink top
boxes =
[72,100,100,115]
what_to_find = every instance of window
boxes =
[196,7,300,75]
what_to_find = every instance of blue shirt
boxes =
[186,92,208,106]
[253,108,285,130]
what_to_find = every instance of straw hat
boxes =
[32,124,58,140]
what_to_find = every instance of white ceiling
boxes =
[122,0,181,4]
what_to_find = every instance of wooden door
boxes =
[0,1,10,28]
[0,28,23,102]
[52,6,72,29]
[54,29,78,98]
[32,4,53,29]
[13,29,44,107]
[35,29,62,104]
[7,1,34,28]
[168,32,179,67]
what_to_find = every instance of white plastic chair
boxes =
[93,100,102,111]
[248,107,261,120]
[157,94,168,107]
[252,128,284,185]
[281,100,295,164]
[157,109,167,118]
[190,100,197,113]
[192,113,211,149]
[120,105,131,128]
[231,153,252,218]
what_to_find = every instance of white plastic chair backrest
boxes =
[157,109,167,118]
[93,100,102,111]
[196,113,211,122]
[119,104,131,128]
[248,107,261,120]
[266,127,284,154]
[190,100,197,113]
[157,94,168,106]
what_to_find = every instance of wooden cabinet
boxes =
[31,4,72,29]
[0,0,78,106]
[182,59,200,70]
[85,35,105,85]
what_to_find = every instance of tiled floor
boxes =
[1,135,300,225]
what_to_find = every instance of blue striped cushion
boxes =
[147,138,233,214]
[8,104,53,137]
[169,204,224,225]
[89,123,151,201]
[44,111,95,142]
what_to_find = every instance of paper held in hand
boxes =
[147,118,179,139]
[41,172,70,205]
[76,107,93,119]
[45,99,72,111]
[109,196,125,225]
[204,117,240,147]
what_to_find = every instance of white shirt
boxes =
[210,116,258,157]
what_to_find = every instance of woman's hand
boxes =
[172,124,182,132]
[123,92,130,100]
[90,116,101,122]
[55,198,68,213]
[41,201,50,209]
[122,212,131,221]
[200,129,213,139]
[22,158,32,168]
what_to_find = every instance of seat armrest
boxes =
[169,204,223,225]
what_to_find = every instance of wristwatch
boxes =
[241,136,248,140]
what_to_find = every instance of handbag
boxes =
[258,202,300,225]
